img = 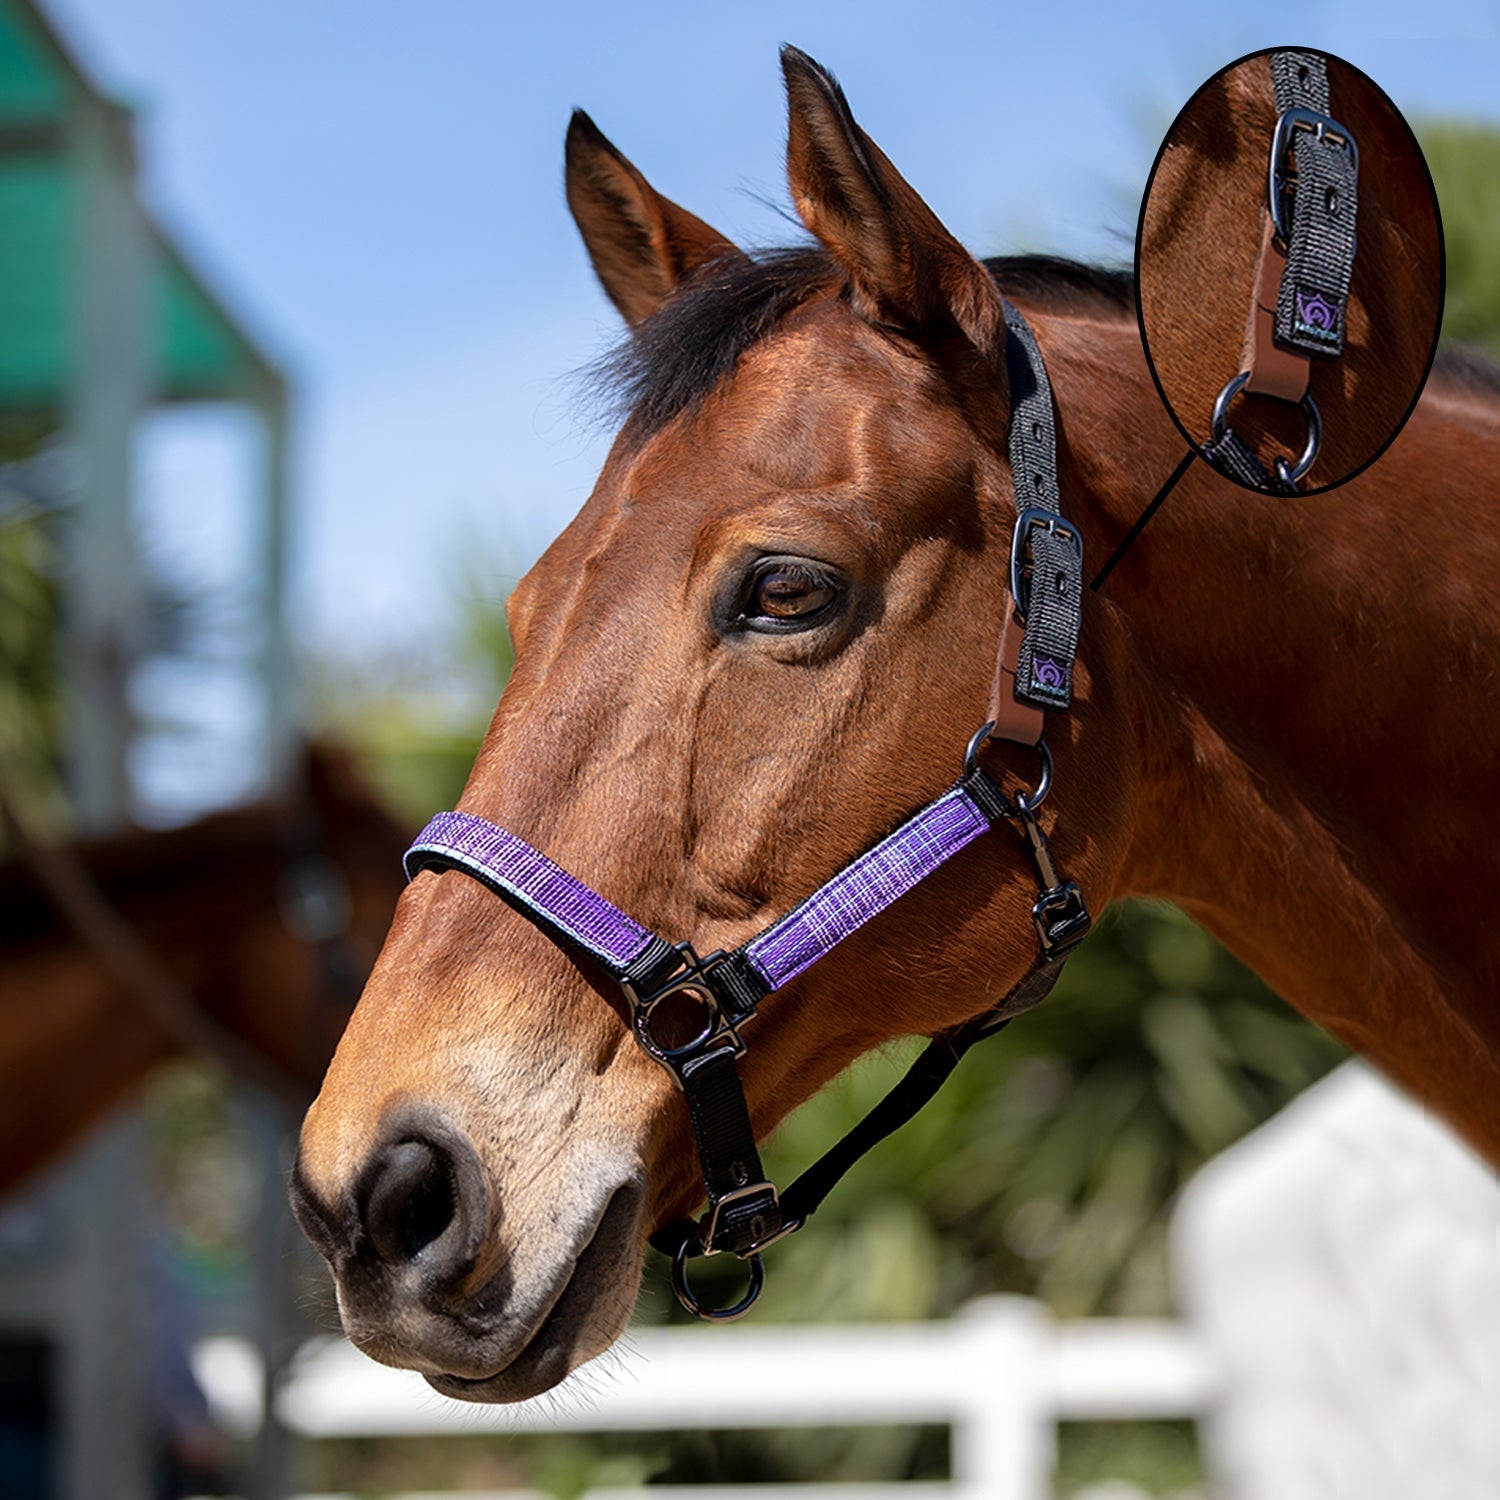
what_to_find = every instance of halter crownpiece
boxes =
[1203,49,1359,493]
[403,301,1090,1320]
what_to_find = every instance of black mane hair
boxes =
[589,242,1498,436]
[1431,340,1500,398]
[590,245,1135,439]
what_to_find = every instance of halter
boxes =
[1201,49,1359,493]
[403,301,1090,1320]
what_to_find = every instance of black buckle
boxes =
[623,942,749,1086]
[1268,106,1358,244]
[1009,508,1082,622]
[695,1181,787,1258]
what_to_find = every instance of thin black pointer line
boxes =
[1090,448,1197,592]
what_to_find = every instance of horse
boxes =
[0,743,411,1195]
[291,48,1500,1404]
[1138,50,1441,490]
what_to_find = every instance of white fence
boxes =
[195,1063,1500,1499]
[197,1297,1214,1500]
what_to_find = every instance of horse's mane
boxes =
[1431,341,1500,399]
[594,246,1135,439]
[593,241,1499,438]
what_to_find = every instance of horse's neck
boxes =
[1044,314,1500,1157]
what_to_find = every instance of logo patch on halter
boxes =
[1293,287,1342,344]
[1028,655,1070,703]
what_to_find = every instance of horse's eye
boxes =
[746,562,838,624]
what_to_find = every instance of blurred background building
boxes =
[1,1,295,1495]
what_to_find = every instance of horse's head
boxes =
[293,50,1132,1401]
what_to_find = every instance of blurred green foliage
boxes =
[310,539,515,821]
[1419,120,1500,355]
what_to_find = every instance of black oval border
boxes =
[1133,44,1447,498]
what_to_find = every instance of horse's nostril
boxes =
[363,1139,457,1264]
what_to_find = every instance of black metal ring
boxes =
[964,722,996,780]
[670,1240,765,1322]
[632,981,721,1065]
[1210,372,1321,491]
[964,724,1052,810]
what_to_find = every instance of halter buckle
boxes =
[1031,883,1092,959]
[624,943,748,1085]
[694,1180,786,1259]
[1268,106,1358,244]
[1009,508,1082,622]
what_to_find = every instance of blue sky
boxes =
[47,0,1500,668]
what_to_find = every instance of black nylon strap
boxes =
[651,945,1070,1260]
[777,1032,995,1225]
[712,949,773,1021]
[671,1045,782,1256]
[775,951,1066,1229]
[1270,50,1358,359]
[1199,427,1280,490]
[1004,302,1083,712]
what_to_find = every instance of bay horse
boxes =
[1138,49,1441,490]
[0,744,410,1195]
[292,49,1500,1403]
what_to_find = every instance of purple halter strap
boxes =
[403,811,673,979]
[405,779,1004,1003]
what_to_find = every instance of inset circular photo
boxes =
[1137,47,1443,495]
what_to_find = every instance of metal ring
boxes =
[1275,393,1321,488]
[1210,371,1251,443]
[963,724,1051,810]
[633,982,721,1065]
[1210,374,1322,491]
[671,1240,765,1322]
[964,721,996,779]
[1029,738,1054,810]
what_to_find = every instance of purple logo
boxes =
[1294,288,1341,342]
[1032,656,1067,693]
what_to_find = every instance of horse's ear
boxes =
[565,110,742,327]
[781,46,1005,361]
